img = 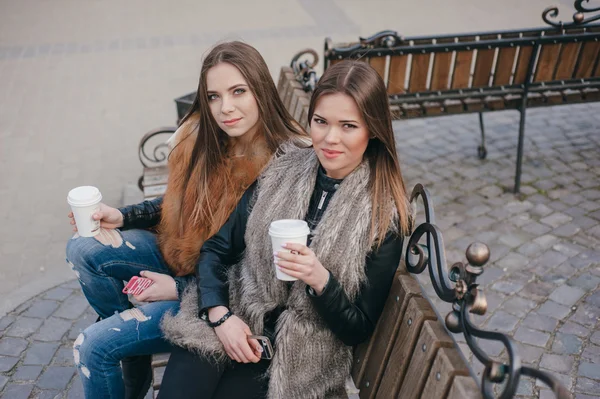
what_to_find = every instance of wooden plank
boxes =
[143,171,169,187]
[451,36,476,89]
[420,347,470,399]
[151,353,170,368]
[152,366,165,390]
[373,297,437,399]
[447,375,482,399]
[144,184,167,198]
[574,41,600,78]
[294,96,310,126]
[352,272,422,389]
[277,67,293,94]
[387,55,408,94]
[430,38,454,90]
[534,43,561,82]
[396,320,455,399]
[283,80,303,110]
[494,47,517,85]
[472,35,497,87]
[408,53,431,93]
[369,56,387,81]
[513,46,534,85]
[554,38,582,80]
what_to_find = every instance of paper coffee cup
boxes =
[67,186,102,237]
[269,219,310,281]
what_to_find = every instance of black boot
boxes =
[121,354,152,399]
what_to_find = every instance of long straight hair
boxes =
[176,41,306,227]
[307,60,411,240]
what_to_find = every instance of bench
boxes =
[286,4,600,194]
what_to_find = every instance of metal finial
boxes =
[445,310,462,333]
[466,242,490,267]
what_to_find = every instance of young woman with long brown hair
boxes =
[65,41,306,399]
[158,60,411,398]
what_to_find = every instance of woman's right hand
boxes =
[68,203,124,232]
[209,307,261,363]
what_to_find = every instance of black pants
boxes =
[157,345,270,398]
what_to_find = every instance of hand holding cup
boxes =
[274,243,330,294]
[68,202,123,232]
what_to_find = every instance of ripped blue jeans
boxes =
[66,229,178,399]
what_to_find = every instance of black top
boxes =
[197,167,403,346]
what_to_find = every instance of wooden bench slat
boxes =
[513,45,534,84]
[352,271,421,388]
[450,36,476,89]
[472,35,497,87]
[534,43,561,82]
[387,55,408,94]
[294,96,310,127]
[373,296,437,399]
[429,38,454,91]
[277,67,294,94]
[447,375,482,399]
[408,53,431,92]
[283,79,303,111]
[554,35,583,80]
[574,41,600,78]
[420,347,471,399]
[143,172,169,187]
[396,320,455,399]
[369,56,387,82]
[493,33,520,85]
[144,184,167,198]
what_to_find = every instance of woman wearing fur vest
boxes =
[158,60,412,399]
[65,41,307,399]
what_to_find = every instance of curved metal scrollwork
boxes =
[406,183,572,399]
[137,127,176,190]
[290,49,319,92]
[543,0,600,28]
[359,30,404,48]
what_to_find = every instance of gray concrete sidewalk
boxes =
[0,0,581,317]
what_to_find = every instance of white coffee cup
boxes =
[67,186,103,237]
[269,219,310,281]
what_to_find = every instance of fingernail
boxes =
[282,243,288,248]
[257,346,263,352]
[273,251,278,256]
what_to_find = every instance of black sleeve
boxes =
[196,182,256,315]
[118,197,163,230]
[307,231,403,346]
[174,275,195,300]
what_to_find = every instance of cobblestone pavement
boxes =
[0,102,598,398]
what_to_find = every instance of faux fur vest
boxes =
[162,146,397,398]
[157,114,272,276]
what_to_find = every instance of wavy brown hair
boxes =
[175,41,306,228]
[308,60,411,240]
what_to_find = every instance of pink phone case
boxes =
[122,276,154,296]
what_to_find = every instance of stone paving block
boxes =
[12,365,43,381]
[516,378,535,396]
[22,300,59,319]
[530,250,570,270]
[579,362,600,380]
[491,279,525,295]
[53,295,89,320]
[1,383,34,399]
[484,311,519,333]
[515,342,545,364]
[558,321,590,338]
[522,221,555,236]
[540,353,574,373]
[5,317,44,338]
[553,223,582,237]
[537,300,572,320]
[66,376,84,399]
[535,371,573,391]
[533,234,560,249]
[585,290,600,307]
[553,242,587,258]
[540,213,573,228]
[36,390,63,399]
[0,315,16,332]
[52,345,75,366]
[501,297,537,318]
[32,317,72,342]
[567,273,600,291]
[514,327,551,348]
[548,201,570,212]
[43,287,74,301]
[552,333,583,355]
[519,281,556,301]
[521,312,559,333]
[23,342,60,365]
[0,355,19,372]
[569,303,600,328]
[549,285,586,306]
[576,377,600,395]
[0,375,7,391]
[591,331,600,346]
[37,366,76,390]
[581,344,600,364]
[0,337,28,357]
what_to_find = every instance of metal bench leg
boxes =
[514,108,526,194]
[477,112,487,159]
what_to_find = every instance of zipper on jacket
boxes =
[317,191,328,210]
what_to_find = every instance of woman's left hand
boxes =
[133,271,178,302]
[275,243,330,295]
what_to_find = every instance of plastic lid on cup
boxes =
[268,219,310,237]
[67,186,102,207]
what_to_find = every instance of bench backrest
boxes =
[324,26,600,97]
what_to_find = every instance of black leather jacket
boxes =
[118,197,163,231]
[197,171,403,347]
